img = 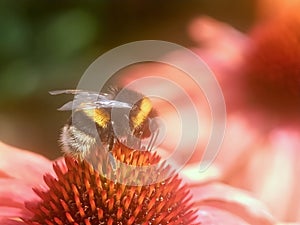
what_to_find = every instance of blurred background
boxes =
[0,0,254,159]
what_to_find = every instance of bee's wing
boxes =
[51,89,132,111]
[58,99,132,111]
[49,89,111,99]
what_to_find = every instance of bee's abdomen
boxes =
[59,110,111,159]
[60,124,96,159]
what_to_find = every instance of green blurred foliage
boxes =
[0,0,254,159]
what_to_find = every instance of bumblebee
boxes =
[51,87,159,159]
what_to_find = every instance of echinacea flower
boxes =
[106,1,300,223]
[183,1,300,222]
[0,141,279,225]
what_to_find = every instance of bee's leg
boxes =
[128,130,142,150]
[108,151,116,171]
[107,134,116,171]
[135,131,142,150]
[147,129,159,151]
[108,134,114,152]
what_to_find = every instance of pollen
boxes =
[23,142,198,225]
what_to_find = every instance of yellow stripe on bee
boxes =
[83,108,110,128]
[132,97,152,129]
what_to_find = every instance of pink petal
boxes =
[245,129,300,221]
[0,206,29,219]
[276,223,300,225]
[212,114,260,179]
[187,18,254,114]
[191,182,276,225]
[0,178,37,224]
[0,178,39,207]
[188,16,248,76]
[0,141,53,185]
[0,217,25,225]
[195,205,255,225]
[180,163,221,184]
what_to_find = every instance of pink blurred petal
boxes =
[212,114,260,179]
[188,16,248,77]
[0,207,28,219]
[0,178,39,207]
[0,141,53,185]
[245,129,300,221]
[0,218,25,225]
[181,163,221,185]
[196,205,258,225]
[191,182,276,225]
[187,17,251,113]
[276,223,300,225]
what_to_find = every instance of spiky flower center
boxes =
[24,143,197,225]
